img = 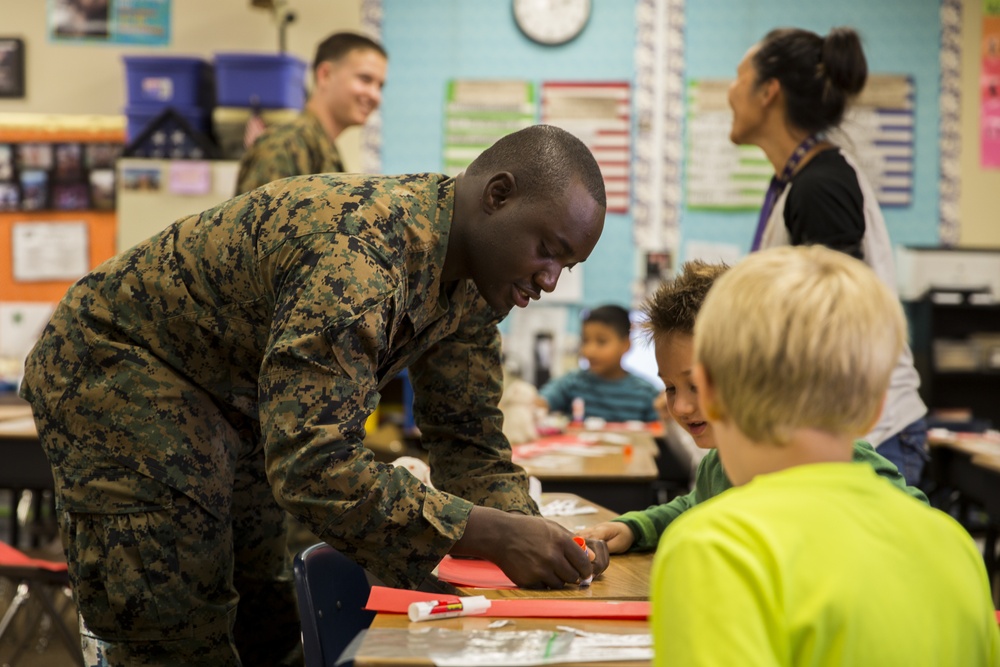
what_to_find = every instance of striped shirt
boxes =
[540,369,660,423]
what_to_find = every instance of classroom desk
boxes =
[354,616,649,667]
[927,432,1000,603]
[449,493,653,602]
[927,432,1000,515]
[515,433,659,515]
[354,493,655,667]
[0,399,52,548]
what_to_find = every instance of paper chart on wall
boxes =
[11,221,89,282]
[686,75,915,210]
[542,82,632,213]
[443,80,537,175]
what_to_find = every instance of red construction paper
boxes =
[436,555,517,589]
[365,586,650,620]
[0,542,68,572]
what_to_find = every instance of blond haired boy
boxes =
[580,259,925,554]
[650,246,999,665]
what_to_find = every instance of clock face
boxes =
[513,0,592,46]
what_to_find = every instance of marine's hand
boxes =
[452,506,597,588]
[577,521,634,554]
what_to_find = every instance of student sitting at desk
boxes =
[537,305,660,423]
[651,246,1000,665]
[580,259,926,554]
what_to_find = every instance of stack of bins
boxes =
[212,52,307,160]
[122,55,214,142]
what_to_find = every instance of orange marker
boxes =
[573,536,594,586]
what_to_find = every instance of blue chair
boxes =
[293,543,376,667]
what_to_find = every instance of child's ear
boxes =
[692,363,725,422]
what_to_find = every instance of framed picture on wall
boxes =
[54,143,84,181]
[0,38,25,99]
[20,170,49,211]
[0,144,13,181]
[0,183,19,211]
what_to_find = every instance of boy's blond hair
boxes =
[694,245,906,446]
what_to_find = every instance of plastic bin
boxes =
[123,55,214,107]
[214,52,307,109]
[126,104,211,142]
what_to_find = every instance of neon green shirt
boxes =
[616,440,927,551]
[651,463,1000,666]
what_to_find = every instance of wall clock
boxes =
[513,0,592,46]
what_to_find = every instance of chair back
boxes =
[293,543,375,667]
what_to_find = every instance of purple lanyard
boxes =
[750,134,820,252]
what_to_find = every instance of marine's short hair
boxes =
[465,124,607,209]
[583,305,631,339]
[642,260,729,339]
[694,245,905,446]
[313,32,387,71]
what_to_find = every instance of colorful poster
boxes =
[49,0,171,46]
[981,11,1000,167]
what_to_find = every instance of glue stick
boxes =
[407,595,491,622]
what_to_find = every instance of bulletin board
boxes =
[0,114,123,384]
[0,115,124,302]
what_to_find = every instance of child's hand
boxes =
[577,521,635,554]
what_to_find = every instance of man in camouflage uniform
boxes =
[235,31,387,195]
[21,125,609,666]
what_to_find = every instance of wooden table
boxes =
[354,493,655,667]
[927,432,1000,605]
[355,616,649,667]
[449,493,652,602]
[927,432,1000,516]
[515,432,659,515]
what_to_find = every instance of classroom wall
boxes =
[379,0,637,312]
[5,1,991,255]
[4,2,994,251]
[0,0,368,169]
[959,0,1000,247]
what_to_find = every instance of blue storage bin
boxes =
[124,55,214,107]
[214,52,307,109]
[126,104,211,142]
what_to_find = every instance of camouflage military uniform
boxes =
[21,173,538,666]
[234,109,345,195]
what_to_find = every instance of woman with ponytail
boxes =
[727,27,929,486]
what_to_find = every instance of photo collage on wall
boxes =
[0,141,121,212]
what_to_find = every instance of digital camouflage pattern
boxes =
[234,109,345,195]
[21,173,539,663]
